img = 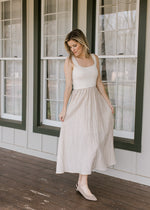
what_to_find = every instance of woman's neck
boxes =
[75,52,87,59]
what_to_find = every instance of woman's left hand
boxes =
[110,105,114,114]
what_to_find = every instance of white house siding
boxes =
[0,0,150,186]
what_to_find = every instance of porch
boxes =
[0,147,150,210]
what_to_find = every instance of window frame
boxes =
[87,0,147,152]
[0,0,27,130]
[33,0,78,136]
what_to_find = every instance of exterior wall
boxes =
[0,0,58,162]
[0,0,150,186]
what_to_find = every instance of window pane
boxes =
[58,60,65,79]
[99,5,116,31]
[12,19,22,38]
[99,58,117,82]
[4,96,22,116]
[4,61,14,77]
[58,80,65,101]
[11,19,22,57]
[58,101,63,117]
[44,15,56,35]
[12,0,22,19]
[47,60,57,79]
[116,83,136,132]
[98,31,116,55]
[4,96,14,114]
[3,39,11,57]
[4,79,14,96]
[4,61,22,78]
[0,0,23,121]
[2,1,10,20]
[44,36,57,57]
[58,0,71,12]
[46,101,51,119]
[106,83,117,107]
[1,60,22,119]
[57,12,71,35]
[118,58,137,82]
[99,0,116,6]
[117,30,136,55]
[14,97,22,115]
[42,0,72,57]
[96,0,139,139]
[11,39,22,57]
[0,4,22,58]
[46,101,57,120]
[14,79,22,97]
[41,59,65,122]
[44,0,56,14]
[118,2,136,29]
[2,20,11,38]
[58,35,68,56]
[41,0,72,126]
[47,80,58,100]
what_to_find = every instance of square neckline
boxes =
[73,54,95,68]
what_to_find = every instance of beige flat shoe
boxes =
[76,184,97,201]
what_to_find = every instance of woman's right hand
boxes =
[59,109,66,122]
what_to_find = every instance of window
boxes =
[87,0,147,151]
[33,0,77,135]
[0,0,26,129]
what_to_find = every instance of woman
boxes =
[56,29,116,201]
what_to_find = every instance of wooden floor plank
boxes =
[0,147,150,210]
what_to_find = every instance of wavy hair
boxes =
[64,29,90,58]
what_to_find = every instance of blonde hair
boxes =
[64,29,90,58]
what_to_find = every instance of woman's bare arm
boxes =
[62,57,73,111]
[95,55,113,109]
[59,57,73,122]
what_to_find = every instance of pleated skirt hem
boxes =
[56,86,116,174]
[56,162,116,175]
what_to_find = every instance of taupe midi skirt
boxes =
[56,86,116,175]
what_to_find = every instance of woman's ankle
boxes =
[78,182,88,188]
[78,174,88,187]
[77,180,82,186]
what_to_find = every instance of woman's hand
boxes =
[110,104,114,114]
[59,109,66,122]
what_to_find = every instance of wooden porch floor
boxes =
[0,148,150,210]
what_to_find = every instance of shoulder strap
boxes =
[91,54,96,65]
[71,55,79,66]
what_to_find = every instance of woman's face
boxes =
[67,40,83,57]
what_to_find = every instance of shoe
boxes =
[76,184,97,201]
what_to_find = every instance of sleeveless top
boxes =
[71,54,98,90]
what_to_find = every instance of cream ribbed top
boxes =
[72,54,98,90]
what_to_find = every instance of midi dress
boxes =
[56,54,116,175]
